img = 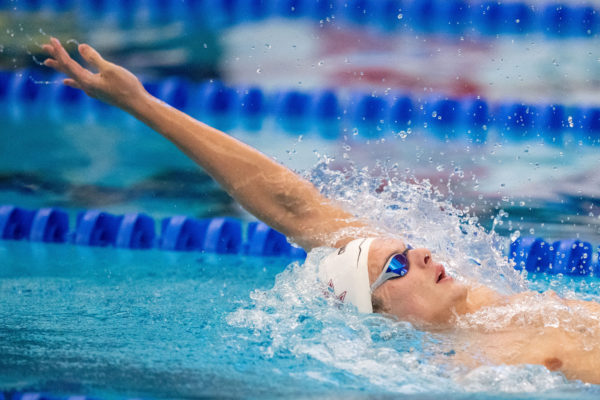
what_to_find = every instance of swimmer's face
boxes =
[368,238,468,326]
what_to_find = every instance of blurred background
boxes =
[1,0,599,243]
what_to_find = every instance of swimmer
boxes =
[42,38,600,384]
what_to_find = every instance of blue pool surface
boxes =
[0,240,291,399]
[1,239,600,400]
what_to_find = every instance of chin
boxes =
[452,281,469,299]
[447,284,469,312]
[425,283,469,325]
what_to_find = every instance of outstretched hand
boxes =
[42,37,148,113]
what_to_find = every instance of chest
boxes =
[456,327,600,384]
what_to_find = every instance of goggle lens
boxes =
[370,245,413,293]
[386,253,409,277]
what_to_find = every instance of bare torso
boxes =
[451,290,600,384]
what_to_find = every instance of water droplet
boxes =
[256,68,262,74]
[510,230,521,242]
[397,13,403,19]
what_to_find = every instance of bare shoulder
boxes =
[465,285,505,311]
[565,296,600,314]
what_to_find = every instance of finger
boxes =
[78,44,109,71]
[50,37,65,55]
[51,37,94,83]
[63,78,82,90]
[42,44,56,57]
[44,58,73,77]
[43,58,61,71]
[51,37,75,65]
[45,38,78,75]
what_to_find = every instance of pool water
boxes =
[0,240,291,399]
[1,238,599,400]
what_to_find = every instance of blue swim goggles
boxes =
[370,244,412,293]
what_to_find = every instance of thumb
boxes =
[78,43,108,71]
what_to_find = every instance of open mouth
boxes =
[436,264,449,283]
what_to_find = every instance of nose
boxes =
[410,248,433,268]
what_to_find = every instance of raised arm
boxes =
[43,38,377,250]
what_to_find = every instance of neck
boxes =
[420,286,506,331]
[452,285,506,319]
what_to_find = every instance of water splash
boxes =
[66,38,81,47]
[228,250,463,394]
[27,75,61,85]
[308,158,525,294]
[228,160,599,395]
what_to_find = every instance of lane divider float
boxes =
[0,205,307,259]
[2,0,598,38]
[509,236,599,275]
[2,204,599,275]
[1,70,599,142]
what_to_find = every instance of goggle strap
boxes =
[370,271,395,294]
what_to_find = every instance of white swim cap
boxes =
[318,237,375,313]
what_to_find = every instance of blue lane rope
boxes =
[8,392,117,400]
[1,204,599,274]
[1,0,598,38]
[509,236,599,275]
[1,70,599,142]
[0,204,307,259]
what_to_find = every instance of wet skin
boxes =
[367,238,488,327]
[366,238,600,384]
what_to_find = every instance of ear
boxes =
[371,293,386,313]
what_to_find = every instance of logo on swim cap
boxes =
[318,238,375,313]
[325,279,347,303]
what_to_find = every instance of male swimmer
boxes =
[42,38,600,384]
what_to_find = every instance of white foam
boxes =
[227,161,600,395]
